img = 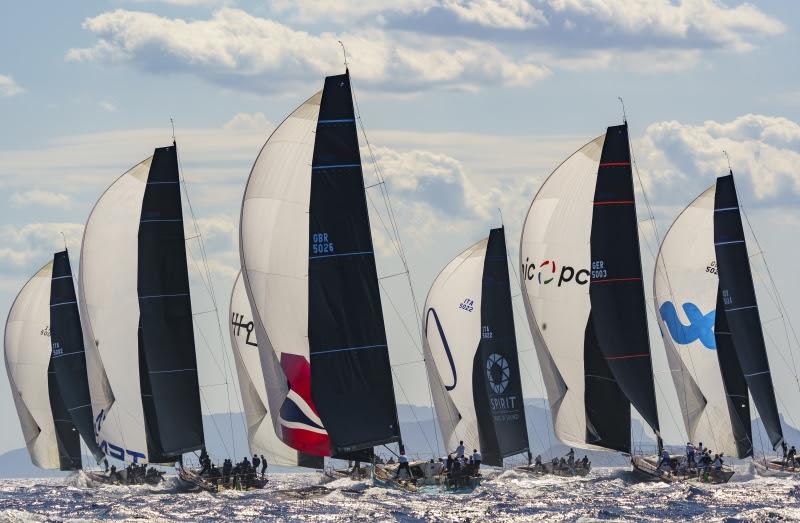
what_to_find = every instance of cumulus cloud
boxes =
[66,8,550,93]
[11,190,73,209]
[0,74,24,96]
[635,114,800,206]
[0,223,84,271]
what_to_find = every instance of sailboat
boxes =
[5,250,104,473]
[519,122,662,476]
[238,70,403,473]
[422,226,529,486]
[78,143,205,480]
[651,169,786,480]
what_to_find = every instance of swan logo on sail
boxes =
[659,301,716,350]
[486,353,510,395]
[521,258,590,287]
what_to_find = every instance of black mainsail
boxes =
[49,250,104,463]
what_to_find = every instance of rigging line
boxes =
[199,389,231,458]
[390,366,435,456]
[176,143,242,458]
[740,204,800,394]
[350,73,440,456]
[378,280,422,356]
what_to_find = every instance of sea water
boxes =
[1,466,798,521]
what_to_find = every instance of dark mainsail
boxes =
[47,359,81,471]
[713,173,783,450]
[137,144,204,462]
[307,72,401,455]
[586,123,660,450]
[472,227,528,466]
[713,286,753,457]
[49,250,104,463]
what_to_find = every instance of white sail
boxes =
[653,185,739,456]
[519,136,603,450]
[79,157,152,463]
[4,261,60,469]
[230,271,306,466]
[239,91,328,450]
[423,238,488,455]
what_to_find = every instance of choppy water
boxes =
[1,466,798,522]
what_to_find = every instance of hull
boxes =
[374,460,481,492]
[178,467,267,492]
[631,455,734,484]
[753,458,800,477]
[517,462,591,477]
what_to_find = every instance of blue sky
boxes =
[2,0,800,455]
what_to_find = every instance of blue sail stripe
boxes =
[312,163,361,170]
[725,305,757,312]
[50,301,77,308]
[51,275,73,280]
[51,351,85,359]
[139,293,189,299]
[310,250,373,260]
[318,119,355,124]
[715,240,745,246]
[140,219,182,223]
[314,344,387,355]
[715,207,739,212]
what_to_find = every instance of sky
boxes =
[2,0,800,456]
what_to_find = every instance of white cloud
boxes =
[11,190,73,209]
[100,100,118,112]
[442,0,547,29]
[0,74,24,97]
[222,112,272,133]
[542,0,784,52]
[0,223,84,271]
[635,114,800,205]
[67,8,550,93]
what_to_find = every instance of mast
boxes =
[519,123,660,454]
[240,71,401,458]
[423,227,528,466]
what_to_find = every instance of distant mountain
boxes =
[1,405,796,477]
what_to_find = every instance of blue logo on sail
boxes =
[659,301,716,350]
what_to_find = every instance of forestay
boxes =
[230,271,324,468]
[519,124,660,453]
[424,227,528,466]
[240,72,401,457]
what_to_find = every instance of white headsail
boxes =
[230,271,321,467]
[423,238,487,455]
[79,157,151,463]
[4,262,60,469]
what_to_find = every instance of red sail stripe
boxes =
[599,162,631,167]
[592,277,642,284]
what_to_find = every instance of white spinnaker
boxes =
[230,271,302,466]
[79,157,152,462]
[423,238,487,454]
[4,261,60,469]
[239,92,324,435]
[519,135,605,450]
[654,185,739,456]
